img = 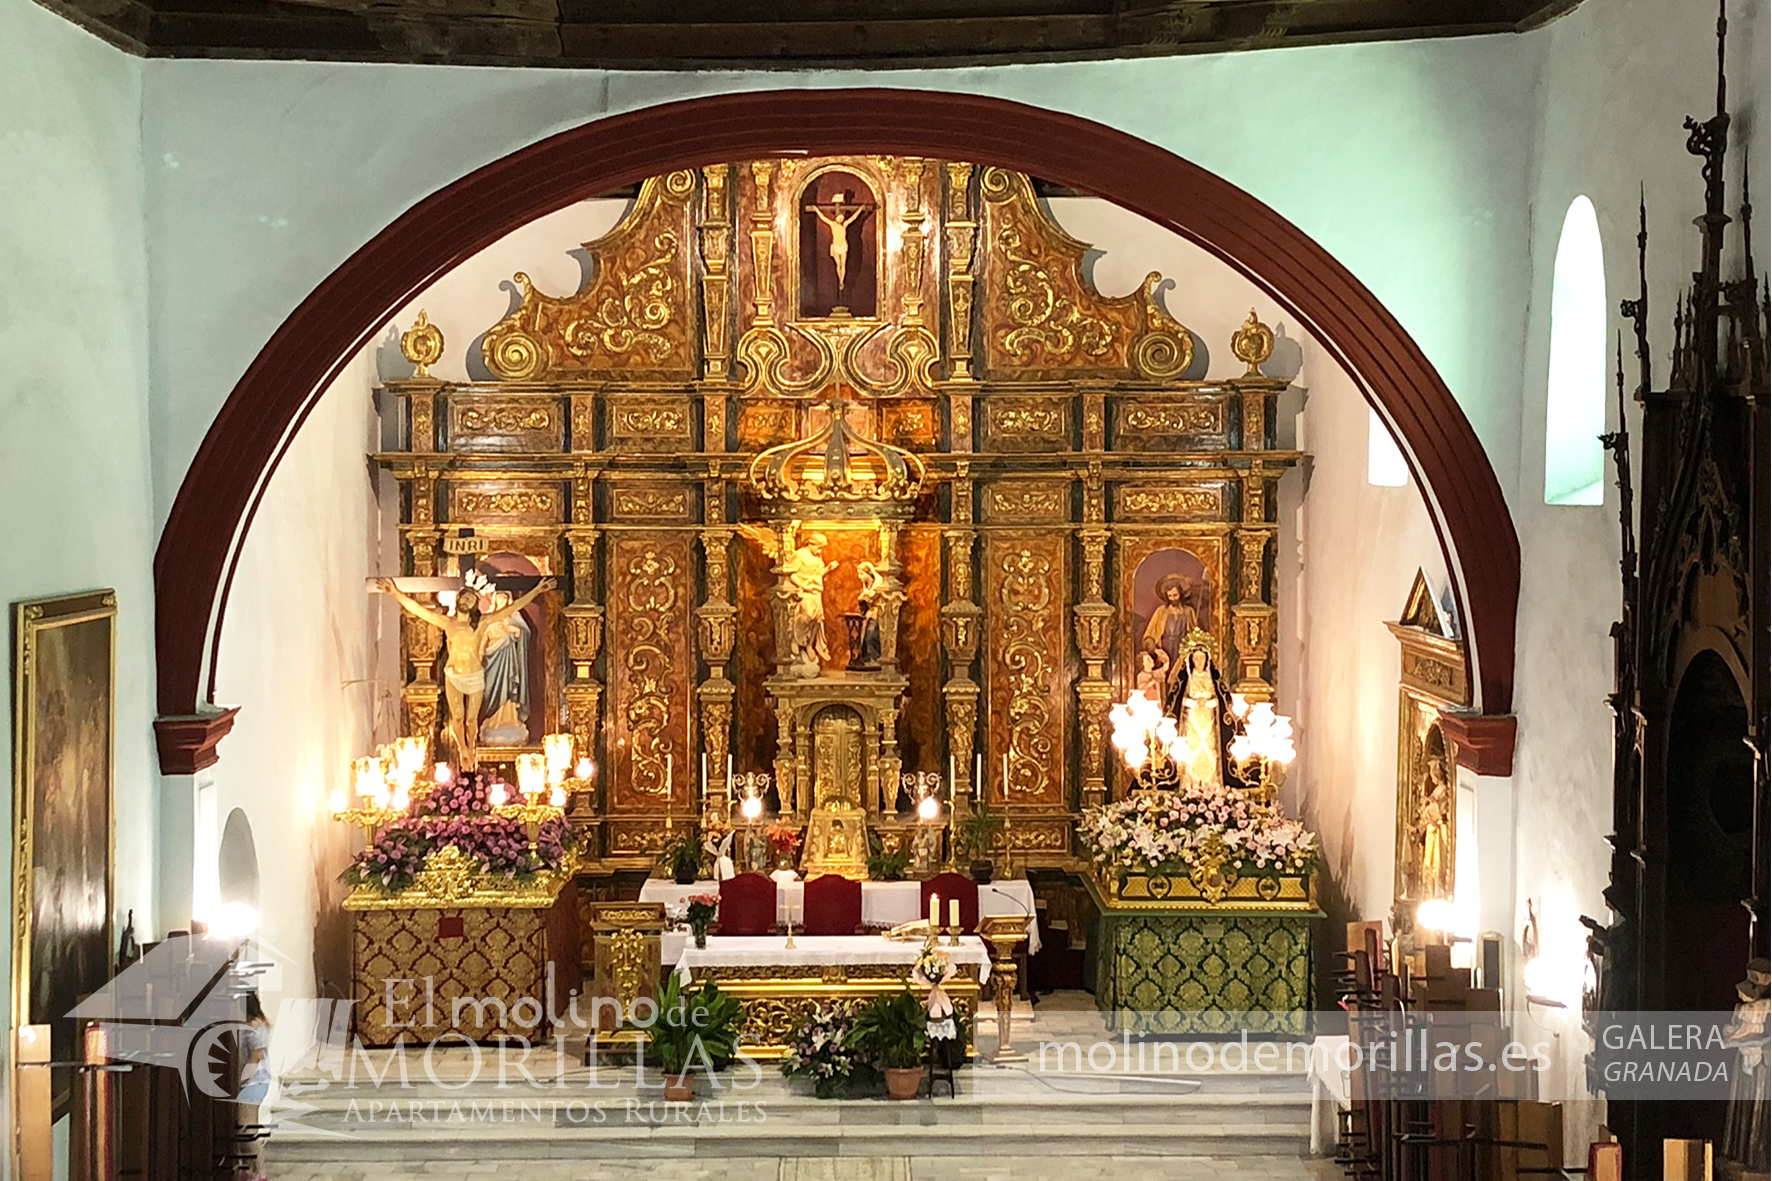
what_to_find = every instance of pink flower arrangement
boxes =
[1078,784,1317,878]
[340,769,581,895]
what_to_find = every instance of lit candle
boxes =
[1002,753,1010,793]
[974,754,982,800]
[575,757,593,780]
[433,761,452,786]
[949,754,956,794]
[549,786,566,809]
[489,782,508,807]
[667,753,674,794]
[327,788,347,814]
[930,893,940,924]
[948,899,959,930]
[701,752,708,801]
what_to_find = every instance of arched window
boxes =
[1543,196,1606,506]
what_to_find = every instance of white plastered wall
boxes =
[1504,0,1769,1146]
[0,0,153,1167]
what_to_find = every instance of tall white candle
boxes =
[667,753,674,794]
[701,752,708,800]
[974,754,983,800]
[949,754,956,794]
[930,893,940,924]
[1002,753,1010,794]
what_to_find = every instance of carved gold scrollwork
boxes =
[613,543,685,802]
[996,544,1058,799]
[1132,274,1194,379]
[480,174,693,380]
[997,222,1116,365]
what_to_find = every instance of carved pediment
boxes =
[978,167,1195,381]
[480,171,697,381]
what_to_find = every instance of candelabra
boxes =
[329,739,429,840]
[491,740,571,844]
[1226,696,1296,805]
[1108,691,1296,802]
[731,772,771,873]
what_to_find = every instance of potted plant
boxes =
[642,972,740,1102]
[866,834,911,882]
[780,1000,879,1098]
[685,893,719,949]
[854,988,928,1100]
[658,828,704,885]
[954,806,1004,884]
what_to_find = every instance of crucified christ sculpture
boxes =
[376,576,555,768]
[805,192,870,297]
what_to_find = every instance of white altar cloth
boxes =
[639,878,1040,953]
[1308,1035,1352,1155]
[671,934,991,986]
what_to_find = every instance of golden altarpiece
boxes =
[373,157,1300,877]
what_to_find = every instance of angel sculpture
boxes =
[738,524,839,679]
[703,828,737,883]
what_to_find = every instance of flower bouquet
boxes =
[1077,782,1317,881]
[780,1000,879,1098]
[764,823,802,870]
[685,893,719,949]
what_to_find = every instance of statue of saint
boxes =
[478,587,533,746]
[780,533,839,678]
[1166,631,1229,791]
[1413,760,1453,898]
[376,576,555,768]
[805,192,868,301]
[1143,576,1200,689]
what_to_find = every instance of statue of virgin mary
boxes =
[478,587,532,746]
[1165,629,1232,791]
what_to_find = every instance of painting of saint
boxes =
[12,591,115,1105]
[799,170,879,318]
[1128,548,1215,695]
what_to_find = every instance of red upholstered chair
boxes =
[716,873,777,936]
[919,873,979,933]
[802,875,864,936]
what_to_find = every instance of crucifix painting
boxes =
[800,170,879,318]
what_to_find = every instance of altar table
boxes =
[665,934,989,1059]
[640,878,1041,953]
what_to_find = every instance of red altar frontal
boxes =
[346,848,581,1047]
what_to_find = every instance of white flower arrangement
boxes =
[1078,784,1318,878]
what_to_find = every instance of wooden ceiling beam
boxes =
[35,0,1583,66]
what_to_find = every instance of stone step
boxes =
[263,1064,1310,1164]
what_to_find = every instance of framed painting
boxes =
[11,589,116,1104]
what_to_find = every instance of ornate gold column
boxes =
[748,160,777,327]
[565,468,604,815]
[941,461,982,817]
[400,458,442,740]
[699,164,733,382]
[943,162,977,382]
[1232,467,1278,700]
[1074,462,1114,807]
[697,468,737,817]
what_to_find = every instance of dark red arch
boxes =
[152,88,1519,768]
